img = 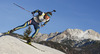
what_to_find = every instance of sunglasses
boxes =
[47,13,52,18]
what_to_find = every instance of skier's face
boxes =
[45,15,50,19]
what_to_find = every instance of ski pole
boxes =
[13,3,31,13]
[13,3,31,27]
[51,10,56,12]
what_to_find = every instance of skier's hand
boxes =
[31,12,34,14]
[41,25,44,27]
[31,12,34,16]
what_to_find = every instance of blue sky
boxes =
[0,0,100,35]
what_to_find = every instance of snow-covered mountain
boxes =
[32,29,100,54]
[0,33,65,54]
[33,29,100,43]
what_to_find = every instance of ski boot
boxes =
[3,29,15,35]
[27,38,32,45]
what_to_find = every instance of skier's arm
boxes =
[41,20,50,27]
[31,9,42,15]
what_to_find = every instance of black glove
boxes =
[31,12,34,16]
[31,12,34,14]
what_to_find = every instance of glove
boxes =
[31,12,34,16]
[31,12,34,14]
[41,25,44,27]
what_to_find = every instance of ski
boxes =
[20,39,45,52]
[0,33,9,37]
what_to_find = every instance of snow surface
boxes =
[0,33,65,54]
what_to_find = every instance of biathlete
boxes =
[5,9,56,44]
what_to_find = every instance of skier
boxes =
[5,9,56,44]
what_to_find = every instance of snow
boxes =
[66,29,100,41]
[0,33,65,54]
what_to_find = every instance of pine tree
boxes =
[23,26,32,40]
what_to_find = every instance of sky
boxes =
[0,0,100,35]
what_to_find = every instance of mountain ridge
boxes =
[33,29,100,43]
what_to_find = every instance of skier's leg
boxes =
[14,20,32,31]
[14,22,29,31]
[31,25,40,38]
[27,25,40,44]
[6,20,32,34]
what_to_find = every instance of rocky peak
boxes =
[32,29,100,43]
